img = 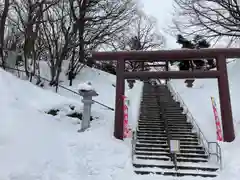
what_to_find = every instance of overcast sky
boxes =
[140,0,180,49]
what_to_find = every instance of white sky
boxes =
[140,0,181,49]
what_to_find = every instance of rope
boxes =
[0,65,114,111]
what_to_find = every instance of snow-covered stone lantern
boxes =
[78,81,98,132]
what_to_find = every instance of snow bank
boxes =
[40,62,117,111]
[0,67,134,180]
[38,61,144,131]
[126,81,144,131]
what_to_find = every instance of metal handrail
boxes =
[167,80,222,169]
[131,130,137,163]
[148,64,222,169]
[208,141,223,170]
[167,81,208,148]
[131,81,145,163]
[154,83,178,170]
[162,108,178,171]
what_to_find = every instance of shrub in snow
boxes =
[45,105,97,122]
[66,112,95,121]
[46,109,60,116]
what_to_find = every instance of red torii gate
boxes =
[92,48,240,142]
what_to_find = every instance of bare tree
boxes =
[68,0,138,72]
[10,0,59,77]
[107,12,165,71]
[42,0,76,89]
[0,0,11,67]
[1,0,153,88]
[171,0,240,44]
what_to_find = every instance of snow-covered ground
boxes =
[2,58,240,180]
[0,64,143,180]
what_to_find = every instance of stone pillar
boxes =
[78,89,98,132]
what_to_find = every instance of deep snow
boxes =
[2,58,240,180]
[0,65,143,180]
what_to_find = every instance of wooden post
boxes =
[217,55,235,142]
[114,59,125,140]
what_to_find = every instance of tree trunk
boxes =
[0,0,10,68]
[55,60,63,92]
[69,49,76,86]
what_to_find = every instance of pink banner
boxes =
[122,95,130,138]
[211,97,223,141]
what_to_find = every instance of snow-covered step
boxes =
[138,119,162,121]
[135,150,208,158]
[134,83,219,178]
[138,128,193,133]
[164,109,184,113]
[137,125,194,130]
[137,129,193,134]
[142,102,171,105]
[139,122,190,126]
[135,155,209,163]
[135,146,205,154]
[137,141,168,145]
[138,120,162,123]
[135,146,168,151]
[138,126,193,131]
[163,113,186,117]
[137,137,198,142]
[134,167,218,178]
[137,135,198,144]
[134,158,217,169]
[133,163,218,173]
[137,133,198,139]
[138,127,195,132]
[137,140,199,146]
[136,143,204,150]
[138,121,193,126]
[137,131,196,136]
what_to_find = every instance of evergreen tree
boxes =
[193,35,215,68]
[174,34,194,70]
[172,34,215,70]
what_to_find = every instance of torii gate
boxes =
[92,48,240,142]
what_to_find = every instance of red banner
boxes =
[211,97,223,141]
[122,95,131,138]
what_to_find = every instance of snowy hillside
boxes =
[0,66,143,180]
[2,58,240,180]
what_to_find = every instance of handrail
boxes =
[1,65,114,111]
[167,81,208,148]
[167,80,222,169]
[154,83,178,170]
[131,81,145,163]
[151,64,222,169]
[208,141,223,170]
[131,130,137,163]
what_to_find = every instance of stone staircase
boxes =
[133,82,219,177]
